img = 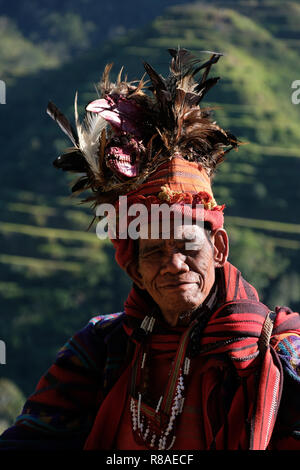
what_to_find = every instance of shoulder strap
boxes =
[258,311,276,355]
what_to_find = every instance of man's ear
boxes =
[212,228,229,267]
[126,260,146,290]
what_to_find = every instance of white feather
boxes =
[74,91,107,178]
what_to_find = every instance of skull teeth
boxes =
[107,153,138,165]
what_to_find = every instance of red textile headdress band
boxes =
[111,156,225,271]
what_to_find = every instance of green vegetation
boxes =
[0,1,300,412]
[0,16,59,84]
[0,378,25,433]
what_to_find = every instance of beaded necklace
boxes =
[129,315,196,450]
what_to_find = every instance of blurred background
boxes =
[1,0,300,431]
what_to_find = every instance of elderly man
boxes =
[1,49,300,451]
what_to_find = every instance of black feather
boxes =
[196,53,222,85]
[53,150,88,172]
[143,62,166,91]
[47,101,78,146]
[144,61,174,126]
[71,177,90,193]
[195,77,220,100]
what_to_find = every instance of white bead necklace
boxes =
[129,315,195,450]
[130,368,186,450]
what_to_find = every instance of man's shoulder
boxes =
[272,332,300,381]
[87,311,126,339]
[54,311,127,372]
[88,311,125,328]
[269,306,300,383]
[70,311,126,339]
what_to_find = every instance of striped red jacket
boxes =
[0,262,300,450]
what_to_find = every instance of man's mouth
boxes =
[161,281,199,289]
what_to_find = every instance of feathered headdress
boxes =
[47,48,239,207]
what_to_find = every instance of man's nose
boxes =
[160,252,189,275]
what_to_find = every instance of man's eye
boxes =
[148,249,163,256]
[141,248,162,258]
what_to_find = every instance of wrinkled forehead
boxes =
[139,221,207,242]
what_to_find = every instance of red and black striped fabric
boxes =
[1,263,300,450]
[84,263,300,450]
[192,263,300,449]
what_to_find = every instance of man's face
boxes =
[131,224,228,326]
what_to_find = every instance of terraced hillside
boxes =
[212,0,300,52]
[1,0,300,396]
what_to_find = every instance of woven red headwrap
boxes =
[110,156,224,271]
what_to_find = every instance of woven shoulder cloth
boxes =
[0,312,126,449]
[199,297,300,450]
